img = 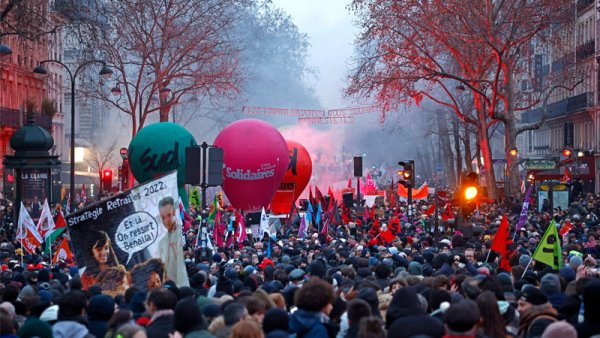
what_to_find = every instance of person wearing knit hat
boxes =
[443,299,480,337]
[518,285,558,337]
[542,321,577,338]
[18,317,53,338]
[569,255,583,270]
[540,274,567,309]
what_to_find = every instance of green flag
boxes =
[531,219,562,270]
[189,188,200,210]
[44,227,67,255]
[207,194,218,223]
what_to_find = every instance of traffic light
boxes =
[398,160,415,187]
[102,169,113,192]
[562,148,572,157]
[460,172,479,216]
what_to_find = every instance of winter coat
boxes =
[184,329,215,338]
[289,309,328,338]
[146,311,175,338]
[52,320,94,338]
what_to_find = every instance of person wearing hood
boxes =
[87,294,115,338]
[576,279,600,338]
[385,287,444,337]
[289,277,336,338]
[540,273,567,309]
[52,290,94,338]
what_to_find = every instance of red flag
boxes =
[369,219,381,237]
[563,167,572,183]
[328,186,334,199]
[369,206,375,220]
[381,229,395,244]
[388,217,401,235]
[342,207,350,224]
[309,186,315,205]
[215,211,224,247]
[17,203,42,255]
[490,214,513,271]
[559,220,573,237]
[54,211,67,229]
[321,219,329,235]
[347,178,352,189]
[315,187,324,204]
[424,204,435,216]
[441,203,454,221]
[53,238,73,263]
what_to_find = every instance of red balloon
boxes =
[213,119,289,211]
[271,140,312,214]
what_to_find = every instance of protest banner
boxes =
[66,172,189,294]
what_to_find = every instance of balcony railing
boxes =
[576,40,595,61]
[0,107,21,128]
[576,0,594,12]
[521,92,593,123]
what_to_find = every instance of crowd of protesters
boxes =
[1,189,600,338]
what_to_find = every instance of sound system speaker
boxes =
[343,192,354,208]
[185,146,201,184]
[245,212,262,225]
[353,156,363,177]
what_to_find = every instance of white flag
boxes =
[37,199,55,239]
[259,207,269,240]
[17,202,43,254]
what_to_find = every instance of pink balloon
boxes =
[213,119,289,211]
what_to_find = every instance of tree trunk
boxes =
[452,118,463,183]
[464,122,473,172]
[474,94,497,200]
[505,118,520,199]
[436,112,456,187]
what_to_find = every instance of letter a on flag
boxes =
[531,219,562,270]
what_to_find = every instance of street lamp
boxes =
[508,147,518,157]
[0,43,12,57]
[33,60,112,212]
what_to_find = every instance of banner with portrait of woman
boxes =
[66,171,189,295]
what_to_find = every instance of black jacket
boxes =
[146,312,175,338]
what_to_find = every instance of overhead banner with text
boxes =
[66,172,189,294]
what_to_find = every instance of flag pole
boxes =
[521,257,533,279]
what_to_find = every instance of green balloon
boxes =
[128,122,197,188]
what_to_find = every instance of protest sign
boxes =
[67,172,189,294]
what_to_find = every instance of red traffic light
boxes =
[103,169,112,177]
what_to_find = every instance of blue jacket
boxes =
[289,309,328,338]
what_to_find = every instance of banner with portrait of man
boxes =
[66,172,189,295]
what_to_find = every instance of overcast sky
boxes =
[271,0,358,109]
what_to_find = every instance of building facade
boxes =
[0,0,65,198]
[516,0,599,192]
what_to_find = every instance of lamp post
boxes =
[34,60,112,212]
[0,43,12,57]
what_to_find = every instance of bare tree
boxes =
[346,0,573,199]
[85,140,118,192]
[79,0,246,136]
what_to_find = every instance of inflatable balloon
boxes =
[214,119,289,211]
[128,123,197,206]
[271,140,312,214]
